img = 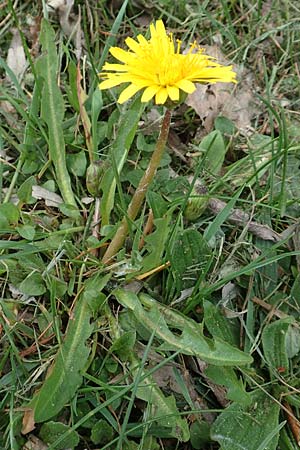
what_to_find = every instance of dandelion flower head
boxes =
[99,20,237,105]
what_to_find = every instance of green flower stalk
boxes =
[102,109,171,263]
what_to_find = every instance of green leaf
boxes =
[36,19,76,207]
[0,212,9,229]
[17,176,35,204]
[123,441,139,450]
[291,274,300,302]
[147,191,168,217]
[91,419,114,445]
[91,89,103,156]
[59,203,80,219]
[214,116,236,135]
[66,150,87,177]
[140,216,171,273]
[224,134,274,188]
[45,275,68,298]
[16,224,36,240]
[262,318,293,376]
[96,0,129,72]
[204,186,243,243]
[190,421,211,449]
[199,130,226,175]
[169,229,211,291]
[66,60,80,111]
[203,300,239,347]
[274,154,300,217]
[100,96,145,226]
[19,272,46,296]
[204,365,251,405]
[29,296,92,422]
[211,390,281,450]
[110,331,136,360]
[115,290,252,366]
[28,274,109,422]
[0,203,19,224]
[39,421,79,449]
[286,325,300,359]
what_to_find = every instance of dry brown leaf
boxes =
[23,435,48,450]
[22,408,35,434]
[47,0,83,60]
[32,185,63,207]
[47,0,65,9]
[6,28,27,81]
[28,15,41,58]
[284,402,300,446]
[1,28,26,123]
[76,63,92,153]
[0,99,15,115]
[252,297,300,327]
[185,45,258,132]
[0,99,19,128]
[133,14,152,28]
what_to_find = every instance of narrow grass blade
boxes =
[204,186,243,243]
[97,0,129,72]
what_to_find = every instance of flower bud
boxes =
[86,161,107,197]
[184,182,208,221]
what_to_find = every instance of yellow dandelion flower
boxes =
[99,20,237,105]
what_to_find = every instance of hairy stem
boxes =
[102,109,172,264]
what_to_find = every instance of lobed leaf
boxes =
[204,365,251,405]
[115,289,252,366]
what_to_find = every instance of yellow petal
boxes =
[118,84,141,104]
[102,63,127,72]
[175,79,196,94]
[110,47,135,63]
[141,85,160,102]
[137,34,148,46]
[155,88,168,104]
[197,66,237,83]
[155,20,166,36]
[166,85,179,101]
[99,20,237,104]
[125,37,143,54]
[99,74,134,89]
[99,78,122,89]
[150,22,156,39]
